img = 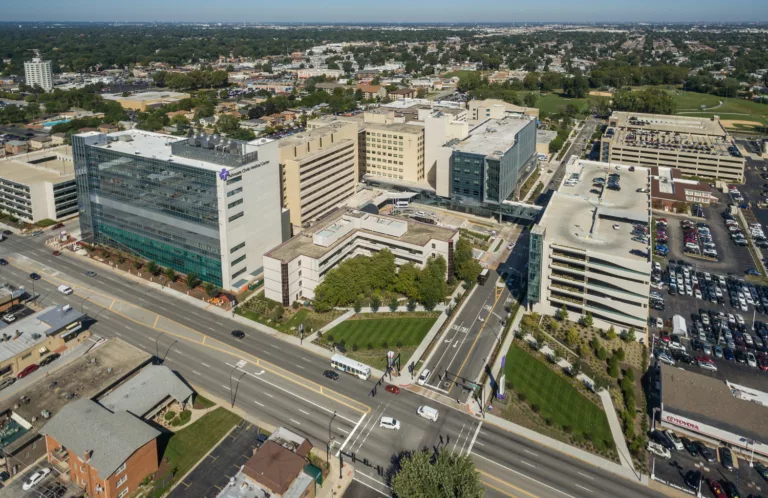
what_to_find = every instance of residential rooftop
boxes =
[265,208,457,262]
[0,338,151,454]
[604,111,740,159]
[538,158,651,259]
[0,305,86,364]
[0,146,74,184]
[80,129,274,173]
[661,365,768,446]
[103,90,190,103]
[97,364,193,418]
[453,116,533,159]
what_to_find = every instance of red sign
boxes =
[665,415,700,431]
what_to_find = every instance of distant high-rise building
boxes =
[24,58,53,92]
[73,130,289,291]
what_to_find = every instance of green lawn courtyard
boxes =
[504,344,614,449]
[323,314,437,369]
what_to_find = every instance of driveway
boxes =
[168,421,263,498]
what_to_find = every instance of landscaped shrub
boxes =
[179,410,192,422]
[326,334,334,343]
[164,411,176,421]
[367,342,373,350]
[352,343,359,352]
[171,417,182,427]
[530,403,540,413]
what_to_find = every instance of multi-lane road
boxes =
[0,223,661,498]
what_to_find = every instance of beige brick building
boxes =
[364,122,425,183]
[278,122,358,231]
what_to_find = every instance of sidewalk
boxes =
[598,389,636,471]
[483,412,649,485]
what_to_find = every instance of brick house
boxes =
[42,399,160,498]
[650,166,716,211]
[356,84,386,100]
[388,88,417,100]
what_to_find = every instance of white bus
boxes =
[394,199,409,208]
[331,354,372,380]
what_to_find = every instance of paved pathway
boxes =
[598,389,636,471]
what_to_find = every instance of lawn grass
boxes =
[162,407,241,484]
[667,90,768,125]
[325,314,437,369]
[520,91,594,115]
[505,344,614,447]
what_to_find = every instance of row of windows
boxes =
[228,198,244,209]
[232,254,247,266]
[230,242,246,254]
[228,211,244,222]
[232,267,247,280]
[227,187,243,197]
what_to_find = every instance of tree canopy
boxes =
[391,449,483,498]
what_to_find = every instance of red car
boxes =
[384,385,400,395]
[660,331,671,342]
[707,478,726,498]
[52,251,61,256]
[657,218,668,224]
[50,223,64,231]
[17,364,38,379]
[695,355,715,364]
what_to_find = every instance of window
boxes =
[228,211,244,222]
[116,462,127,474]
[228,198,244,209]
[117,475,128,487]
[230,242,246,254]
[118,489,129,498]
[232,267,247,280]
[226,175,242,185]
[227,187,243,197]
[232,255,246,267]
[21,353,31,360]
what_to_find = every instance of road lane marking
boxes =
[576,472,593,480]
[574,484,591,492]
[478,471,537,498]
[337,427,348,434]
[451,422,466,454]
[296,365,305,370]
[474,454,574,498]
[264,393,273,398]
[523,449,539,457]
[289,419,301,425]
[354,472,391,490]
[222,385,231,390]
[351,402,388,454]
[299,409,309,415]
[352,477,389,497]
[192,370,201,376]
[466,422,483,456]
[337,413,367,456]
[519,460,536,468]
[253,401,264,407]
[202,363,211,368]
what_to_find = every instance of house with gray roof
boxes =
[42,399,160,498]
[98,364,193,418]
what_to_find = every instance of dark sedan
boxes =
[231,330,245,339]
[39,353,60,366]
[323,370,339,381]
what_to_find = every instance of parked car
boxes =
[722,481,741,498]
[17,364,38,379]
[0,377,15,391]
[684,470,702,490]
[22,467,51,491]
[681,437,698,457]
[707,478,727,498]
[719,447,734,471]
[696,442,717,462]
[38,353,60,366]
[647,441,671,459]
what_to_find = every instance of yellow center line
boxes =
[8,259,371,415]
[449,281,505,390]
[479,470,538,498]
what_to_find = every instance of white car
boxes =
[613,224,620,230]
[664,430,684,451]
[704,272,712,282]
[417,369,431,386]
[736,314,745,326]
[507,242,515,250]
[22,468,51,491]
[698,360,718,372]
[656,317,664,328]
[747,352,757,368]
[695,289,702,300]
[379,416,401,430]
[657,352,675,365]
[647,441,671,459]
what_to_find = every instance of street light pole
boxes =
[327,411,337,465]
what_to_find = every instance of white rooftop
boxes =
[539,159,651,258]
[454,116,533,159]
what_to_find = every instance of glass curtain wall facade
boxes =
[527,226,544,305]
[73,136,223,286]
[491,119,536,204]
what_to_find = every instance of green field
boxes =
[505,344,614,447]
[666,90,768,128]
[325,314,437,369]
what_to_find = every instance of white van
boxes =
[57,285,73,295]
[417,405,439,422]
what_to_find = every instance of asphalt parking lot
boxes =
[740,156,768,231]
[2,460,78,497]
[653,444,767,498]
[168,421,264,498]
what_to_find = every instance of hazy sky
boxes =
[2,0,766,23]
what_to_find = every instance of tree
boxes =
[164,267,176,283]
[204,282,219,298]
[271,304,284,322]
[582,312,594,328]
[566,327,579,346]
[371,296,381,313]
[608,355,620,378]
[556,305,568,321]
[392,449,483,498]
[146,261,159,276]
[389,297,399,313]
[407,298,417,312]
[523,92,537,108]
[354,299,362,314]
[186,272,201,289]
[454,237,482,283]
[605,325,617,340]
[395,263,420,300]
[623,327,636,342]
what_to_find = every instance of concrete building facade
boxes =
[0,146,78,222]
[24,58,53,92]
[278,122,359,232]
[73,130,287,291]
[263,209,458,305]
[527,159,652,332]
[600,112,745,182]
[468,99,540,126]
[450,116,537,204]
